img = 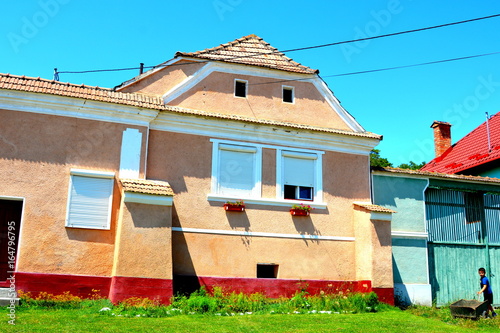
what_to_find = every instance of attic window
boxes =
[235,80,247,98]
[282,86,294,103]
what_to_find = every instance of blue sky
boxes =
[2,0,500,165]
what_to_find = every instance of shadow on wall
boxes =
[171,204,199,296]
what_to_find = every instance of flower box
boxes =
[224,204,245,212]
[290,208,310,216]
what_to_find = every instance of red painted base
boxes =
[109,276,172,304]
[175,275,373,298]
[14,272,111,298]
[372,287,394,305]
[12,272,173,304]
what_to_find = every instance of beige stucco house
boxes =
[0,35,394,304]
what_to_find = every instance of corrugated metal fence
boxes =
[426,188,500,305]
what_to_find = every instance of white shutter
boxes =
[66,175,114,229]
[283,151,316,187]
[218,145,256,196]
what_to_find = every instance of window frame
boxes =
[277,149,322,204]
[234,79,248,98]
[282,85,294,103]
[210,141,262,199]
[65,169,115,230]
[209,139,325,207]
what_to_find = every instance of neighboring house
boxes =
[0,35,394,304]
[372,167,500,306]
[422,113,500,177]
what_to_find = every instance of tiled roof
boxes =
[0,73,163,108]
[175,34,318,74]
[120,179,174,196]
[421,112,500,174]
[372,166,500,184]
[0,73,381,140]
[353,202,396,213]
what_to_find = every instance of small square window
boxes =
[235,80,247,98]
[257,264,278,278]
[283,86,294,103]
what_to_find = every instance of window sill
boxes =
[207,194,327,209]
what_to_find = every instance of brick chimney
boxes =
[431,121,452,157]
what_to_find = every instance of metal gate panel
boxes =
[428,244,485,306]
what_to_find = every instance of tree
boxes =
[397,161,426,170]
[370,149,392,168]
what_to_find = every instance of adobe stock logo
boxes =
[7,0,71,54]
[213,0,243,21]
[341,0,404,63]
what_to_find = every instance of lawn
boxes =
[1,307,500,333]
[3,289,499,332]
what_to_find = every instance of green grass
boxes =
[4,289,499,332]
[2,307,500,332]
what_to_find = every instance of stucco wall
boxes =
[392,238,428,284]
[118,60,205,96]
[168,71,353,131]
[372,174,428,233]
[147,129,372,280]
[113,202,172,279]
[0,109,148,277]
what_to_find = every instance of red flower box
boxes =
[224,204,245,212]
[290,208,310,216]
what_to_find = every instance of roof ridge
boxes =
[175,34,318,74]
[0,73,113,91]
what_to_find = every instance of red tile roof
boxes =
[0,73,381,139]
[175,34,318,74]
[421,113,500,174]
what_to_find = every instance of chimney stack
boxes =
[431,121,452,157]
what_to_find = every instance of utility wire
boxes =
[54,13,500,79]
[248,51,500,85]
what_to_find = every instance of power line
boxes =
[54,13,500,79]
[282,13,500,53]
[248,51,500,85]
[326,51,500,78]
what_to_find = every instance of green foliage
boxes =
[397,161,426,170]
[370,149,393,167]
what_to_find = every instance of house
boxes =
[372,166,500,306]
[422,113,500,177]
[0,35,394,304]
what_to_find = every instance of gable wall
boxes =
[118,60,205,96]
[168,71,353,131]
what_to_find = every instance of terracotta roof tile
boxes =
[175,34,318,74]
[421,112,500,174]
[353,202,396,213]
[0,73,380,139]
[373,166,500,184]
[120,179,174,196]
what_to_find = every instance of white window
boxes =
[212,143,261,198]
[234,79,248,98]
[282,86,294,103]
[210,140,324,206]
[278,151,321,202]
[66,169,115,230]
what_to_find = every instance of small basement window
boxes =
[282,86,294,103]
[235,80,247,98]
[257,263,278,278]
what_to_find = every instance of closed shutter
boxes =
[67,175,114,229]
[283,151,316,187]
[218,144,256,197]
